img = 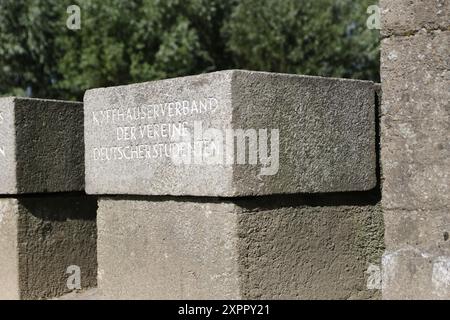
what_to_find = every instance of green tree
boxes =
[0,0,379,100]
[56,0,234,99]
[225,0,379,81]
[0,0,67,98]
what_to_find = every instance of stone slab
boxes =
[0,195,97,300]
[380,0,450,37]
[380,3,450,299]
[0,97,84,194]
[84,70,376,196]
[97,194,383,299]
[51,288,102,300]
[384,209,450,252]
[382,249,450,299]
[381,30,450,211]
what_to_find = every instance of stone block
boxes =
[382,248,450,299]
[384,209,450,252]
[381,30,450,211]
[380,30,449,121]
[380,0,450,37]
[0,97,84,194]
[84,70,376,196]
[0,195,97,300]
[380,4,450,298]
[97,194,384,299]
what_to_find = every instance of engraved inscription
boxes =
[92,98,218,126]
[91,98,219,162]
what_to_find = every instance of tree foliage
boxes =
[226,0,379,80]
[0,0,379,100]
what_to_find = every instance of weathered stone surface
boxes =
[97,194,383,299]
[85,70,376,196]
[380,2,450,299]
[381,30,450,211]
[382,249,450,299]
[0,97,84,194]
[384,209,450,252]
[0,199,20,299]
[380,0,450,37]
[52,288,102,300]
[0,195,97,300]
[380,30,449,121]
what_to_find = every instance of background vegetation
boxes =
[0,0,379,100]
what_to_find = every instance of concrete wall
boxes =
[380,0,450,299]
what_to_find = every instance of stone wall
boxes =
[97,193,383,299]
[0,98,97,300]
[380,0,450,299]
[85,71,384,299]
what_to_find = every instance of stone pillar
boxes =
[0,98,97,300]
[85,70,383,299]
[380,0,450,299]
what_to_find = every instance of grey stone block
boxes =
[380,0,450,37]
[84,70,376,196]
[97,194,383,299]
[0,97,84,194]
[380,0,450,299]
[381,30,450,211]
[384,209,450,253]
[0,195,97,300]
[51,288,102,300]
[380,30,449,121]
[382,249,450,299]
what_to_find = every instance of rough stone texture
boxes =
[384,209,450,252]
[0,198,20,300]
[0,97,84,194]
[381,30,450,211]
[97,193,384,299]
[98,199,241,299]
[52,288,103,300]
[380,0,450,37]
[84,70,376,196]
[382,249,450,299]
[0,195,97,300]
[381,1,450,299]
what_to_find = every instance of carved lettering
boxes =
[91,97,219,162]
[91,98,218,126]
